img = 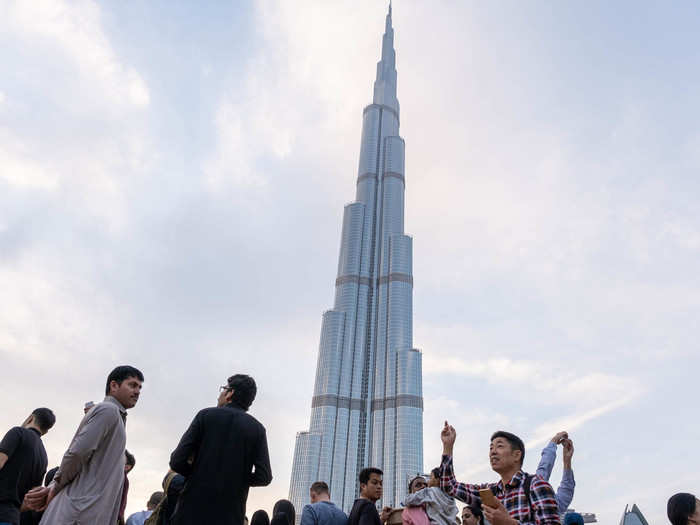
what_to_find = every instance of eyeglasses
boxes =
[219,385,232,393]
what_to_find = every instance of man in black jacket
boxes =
[169,374,272,525]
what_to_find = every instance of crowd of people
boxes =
[0,365,696,525]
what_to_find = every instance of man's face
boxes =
[310,490,320,503]
[489,437,520,473]
[110,376,142,409]
[360,473,383,502]
[217,385,234,407]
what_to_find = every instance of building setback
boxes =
[289,4,423,516]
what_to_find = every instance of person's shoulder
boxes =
[526,473,555,493]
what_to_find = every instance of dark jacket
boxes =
[169,404,272,525]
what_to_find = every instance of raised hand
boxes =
[441,420,456,454]
[562,438,574,469]
[550,431,568,444]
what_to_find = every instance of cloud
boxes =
[5,0,149,108]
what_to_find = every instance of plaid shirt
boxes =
[439,455,560,525]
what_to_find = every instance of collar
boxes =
[104,396,128,416]
[27,427,42,437]
[495,470,526,492]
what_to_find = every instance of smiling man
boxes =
[25,365,144,524]
[438,422,560,525]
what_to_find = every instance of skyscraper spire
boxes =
[289,4,422,519]
[374,0,399,113]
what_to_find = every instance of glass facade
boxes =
[289,5,423,519]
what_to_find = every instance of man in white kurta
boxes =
[26,365,143,525]
[40,396,127,524]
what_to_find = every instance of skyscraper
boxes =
[289,4,423,516]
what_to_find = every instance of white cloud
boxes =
[5,0,149,107]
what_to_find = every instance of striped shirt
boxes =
[439,455,560,525]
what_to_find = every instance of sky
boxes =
[1,0,699,523]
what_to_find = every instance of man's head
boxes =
[668,493,700,525]
[563,513,584,525]
[408,475,427,494]
[124,449,135,474]
[23,408,56,436]
[147,491,164,511]
[106,365,144,409]
[218,374,257,410]
[489,431,525,474]
[359,467,383,502]
[309,481,330,503]
[83,401,95,414]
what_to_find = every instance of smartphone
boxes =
[479,488,498,508]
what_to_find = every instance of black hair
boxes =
[272,499,295,525]
[490,430,525,465]
[310,481,329,495]
[105,365,144,395]
[125,449,135,467]
[465,503,484,525]
[668,493,697,525]
[431,467,440,479]
[31,408,56,433]
[251,510,270,525]
[359,467,383,485]
[227,374,257,411]
[44,466,59,486]
[408,475,425,492]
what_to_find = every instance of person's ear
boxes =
[513,449,522,463]
[225,388,234,403]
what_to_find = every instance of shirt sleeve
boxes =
[404,488,434,507]
[555,469,575,514]
[529,477,561,525]
[0,427,23,458]
[535,443,556,482]
[170,411,204,477]
[300,504,316,525]
[438,455,483,505]
[249,426,272,486]
[53,405,121,491]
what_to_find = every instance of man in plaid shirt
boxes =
[438,422,560,525]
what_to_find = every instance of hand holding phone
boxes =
[479,487,498,508]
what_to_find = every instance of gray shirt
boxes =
[40,396,127,524]
[404,487,457,525]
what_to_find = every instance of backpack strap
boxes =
[522,474,534,524]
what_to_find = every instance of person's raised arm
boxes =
[0,427,22,471]
[438,421,480,505]
[249,426,272,486]
[554,439,575,514]
[536,431,566,481]
[170,411,204,477]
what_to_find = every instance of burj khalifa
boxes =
[289,4,423,515]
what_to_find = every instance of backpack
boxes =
[144,472,178,525]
